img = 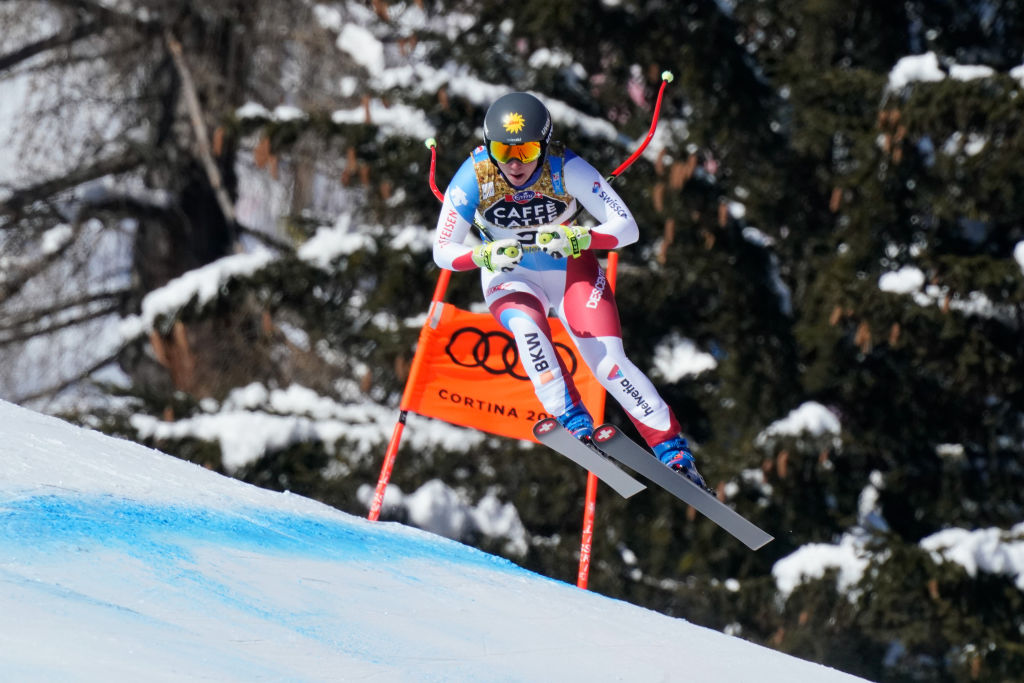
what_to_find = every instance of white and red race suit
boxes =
[432,143,682,447]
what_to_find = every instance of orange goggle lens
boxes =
[489,140,542,164]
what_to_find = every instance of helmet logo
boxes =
[502,112,526,134]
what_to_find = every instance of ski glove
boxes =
[537,225,592,259]
[472,238,523,272]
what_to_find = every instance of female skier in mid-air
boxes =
[432,91,706,487]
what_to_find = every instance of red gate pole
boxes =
[368,140,449,521]
[575,72,673,586]
[368,268,451,521]
[576,251,618,588]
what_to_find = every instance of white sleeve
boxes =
[432,192,478,271]
[563,154,639,249]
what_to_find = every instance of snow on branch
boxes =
[118,250,275,339]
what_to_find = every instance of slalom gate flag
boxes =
[402,302,605,443]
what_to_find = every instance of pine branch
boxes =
[43,0,159,33]
[238,223,296,254]
[12,346,125,405]
[0,21,103,73]
[0,150,144,218]
[0,222,82,302]
[0,297,123,347]
[0,290,127,345]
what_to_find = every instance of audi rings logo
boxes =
[445,327,578,380]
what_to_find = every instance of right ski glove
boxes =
[472,238,523,272]
[537,224,592,259]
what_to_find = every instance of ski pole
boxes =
[425,138,444,202]
[609,71,674,178]
[567,70,674,226]
[534,69,676,260]
[424,138,505,249]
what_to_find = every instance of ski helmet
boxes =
[482,92,552,167]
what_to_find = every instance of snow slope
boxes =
[0,400,866,682]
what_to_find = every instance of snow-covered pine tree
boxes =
[3,2,1022,680]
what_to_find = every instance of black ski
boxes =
[533,418,646,499]
[593,423,774,550]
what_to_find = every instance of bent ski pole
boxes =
[425,138,497,243]
[609,71,674,178]
[566,70,674,225]
[425,138,444,202]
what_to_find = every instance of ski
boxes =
[592,423,774,550]
[533,418,646,499]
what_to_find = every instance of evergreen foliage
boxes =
[4,1,1023,680]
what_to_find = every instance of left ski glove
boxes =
[537,224,592,259]
[472,238,523,272]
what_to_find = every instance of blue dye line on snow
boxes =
[0,492,524,576]
[0,491,543,661]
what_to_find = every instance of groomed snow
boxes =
[0,399,868,682]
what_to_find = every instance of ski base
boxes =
[533,418,646,499]
[593,424,774,550]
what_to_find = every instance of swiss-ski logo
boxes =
[591,181,629,218]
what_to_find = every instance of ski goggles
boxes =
[489,140,543,164]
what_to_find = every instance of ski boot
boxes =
[653,436,709,490]
[556,401,594,441]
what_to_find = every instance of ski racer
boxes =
[431,91,706,488]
